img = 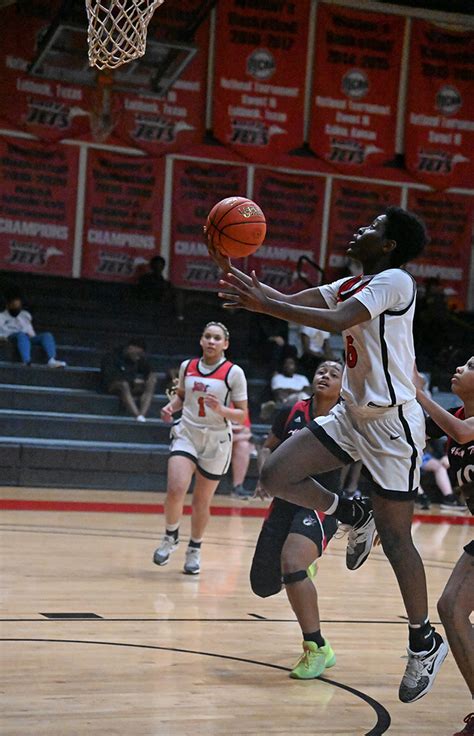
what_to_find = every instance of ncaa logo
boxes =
[303,515,317,527]
[435,85,462,115]
[247,49,275,80]
[341,70,369,100]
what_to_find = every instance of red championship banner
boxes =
[406,190,473,309]
[310,4,404,169]
[212,0,310,162]
[81,150,164,282]
[114,12,209,155]
[325,179,401,281]
[0,137,77,276]
[247,169,326,290]
[169,158,247,289]
[0,5,93,142]
[405,20,474,189]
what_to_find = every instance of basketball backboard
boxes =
[24,0,213,97]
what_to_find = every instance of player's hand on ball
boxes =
[160,403,174,423]
[219,270,269,313]
[203,225,231,273]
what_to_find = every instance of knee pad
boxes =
[282,569,308,586]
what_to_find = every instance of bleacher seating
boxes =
[0,271,270,491]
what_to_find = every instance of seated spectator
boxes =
[0,293,66,368]
[249,313,297,376]
[299,325,334,381]
[421,443,466,511]
[137,256,173,301]
[416,374,466,511]
[100,338,158,422]
[270,357,311,407]
[137,255,184,319]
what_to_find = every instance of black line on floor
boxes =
[1,617,438,625]
[40,612,103,619]
[1,637,391,736]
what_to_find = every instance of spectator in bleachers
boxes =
[421,442,466,511]
[299,325,334,381]
[100,338,157,422]
[0,294,66,368]
[271,357,311,407]
[250,313,298,375]
[137,255,184,320]
[137,256,173,300]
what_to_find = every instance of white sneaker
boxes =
[136,414,146,423]
[399,632,448,703]
[183,546,201,575]
[153,535,178,566]
[346,502,376,570]
[47,358,67,368]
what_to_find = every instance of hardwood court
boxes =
[1,488,473,736]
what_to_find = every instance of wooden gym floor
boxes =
[1,487,473,736]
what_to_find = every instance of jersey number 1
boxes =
[198,396,206,417]
[346,335,358,368]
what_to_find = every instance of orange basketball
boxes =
[206,197,266,257]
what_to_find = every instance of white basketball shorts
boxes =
[308,399,425,499]
[169,419,232,480]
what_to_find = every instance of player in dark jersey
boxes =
[414,357,474,736]
[250,361,343,679]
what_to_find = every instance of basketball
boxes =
[206,197,266,257]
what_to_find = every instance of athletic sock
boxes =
[303,629,325,648]
[188,538,202,549]
[408,619,435,652]
[166,523,179,541]
[332,497,365,526]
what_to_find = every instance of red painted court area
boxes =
[1,498,472,525]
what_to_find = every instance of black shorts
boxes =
[464,540,474,557]
[250,497,338,598]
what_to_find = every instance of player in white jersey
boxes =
[210,206,448,703]
[153,322,247,574]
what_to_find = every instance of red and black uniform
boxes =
[250,398,340,598]
[427,407,473,556]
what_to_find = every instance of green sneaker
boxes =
[306,561,318,579]
[290,640,336,680]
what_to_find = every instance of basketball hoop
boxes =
[85,0,165,69]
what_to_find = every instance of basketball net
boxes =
[85,0,165,69]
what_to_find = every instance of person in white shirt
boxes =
[270,356,311,406]
[210,206,447,705]
[153,321,248,575]
[0,295,66,368]
[299,325,333,380]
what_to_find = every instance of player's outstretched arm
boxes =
[219,270,369,332]
[206,232,327,308]
[413,367,474,444]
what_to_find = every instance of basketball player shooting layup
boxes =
[207,207,448,703]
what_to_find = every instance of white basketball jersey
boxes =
[319,269,417,409]
[179,357,246,430]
